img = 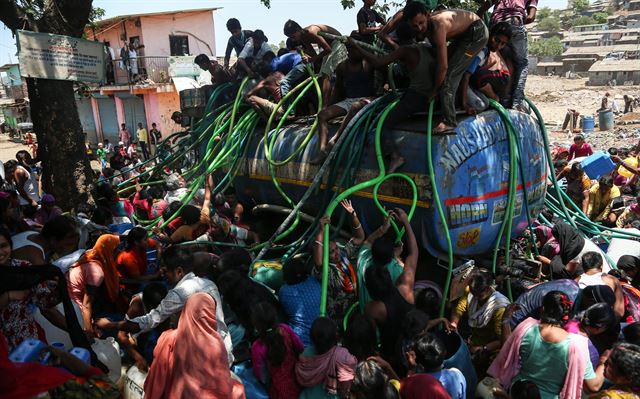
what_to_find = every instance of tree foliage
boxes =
[261,0,477,13]
[592,11,609,23]
[573,0,590,12]
[571,15,597,26]
[537,17,561,32]
[529,36,564,56]
[537,6,552,20]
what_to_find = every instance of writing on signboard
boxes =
[17,30,105,83]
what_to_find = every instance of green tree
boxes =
[537,17,561,31]
[571,15,596,26]
[529,36,564,56]
[264,0,477,12]
[592,12,609,23]
[573,0,590,12]
[0,0,97,209]
[538,6,553,20]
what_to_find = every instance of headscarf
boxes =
[617,255,640,274]
[144,293,244,399]
[72,235,120,302]
[552,223,585,264]
[295,346,357,394]
[550,223,585,277]
[0,332,72,399]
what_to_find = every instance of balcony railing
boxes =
[107,56,171,86]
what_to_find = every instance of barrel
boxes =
[582,115,595,133]
[599,109,614,131]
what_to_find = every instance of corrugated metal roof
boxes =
[537,62,563,67]
[588,59,640,71]
[563,44,640,56]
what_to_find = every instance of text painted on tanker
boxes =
[448,202,489,228]
[439,115,543,173]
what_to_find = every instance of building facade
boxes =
[79,8,217,144]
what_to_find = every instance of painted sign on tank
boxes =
[428,110,547,256]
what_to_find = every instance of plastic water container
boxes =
[582,115,595,133]
[34,301,84,349]
[599,109,614,131]
[9,339,47,363]
[109,222,134,235]
[232,362,269,399]
[580,151,616,180]
[68,347,91,364]
[124,365,147,399]
[92,337,122,383]
[436,331,478,399]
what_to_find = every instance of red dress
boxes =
[1,259,59,351]
[251,324,303,399]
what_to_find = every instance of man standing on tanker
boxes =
[403,2,489,134]
[478,0,537,110]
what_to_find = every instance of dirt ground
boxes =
[526,75,640,150]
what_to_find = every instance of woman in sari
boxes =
[66,234,121,336]
[489,291,607,399]
[144,292,244,399]
[450,270,510,362]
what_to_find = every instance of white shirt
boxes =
[129,272,233,363]
[16,165,40,205]
[238,38,271,60]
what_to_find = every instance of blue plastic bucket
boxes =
[581,151,616,180]
[582,116,595,133]
[599,109,614,131]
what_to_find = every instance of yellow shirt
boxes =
[588,184,620,221]
[137,128,148,143]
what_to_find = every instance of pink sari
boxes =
[144,293,244,399]
[488,317,588,399]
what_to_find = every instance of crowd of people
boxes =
[193,0,538,172]
[2,0,640,398]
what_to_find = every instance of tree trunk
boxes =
[0,0,95,210]
[27,77,95,210]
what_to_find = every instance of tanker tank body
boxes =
[231,108,547,259]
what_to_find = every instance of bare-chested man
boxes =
[283,20,343,104]
[404,2,488,134]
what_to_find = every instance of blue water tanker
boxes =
[230,108,547,258]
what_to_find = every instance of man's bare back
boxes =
[429,9,480,40]
[305,24,341,37]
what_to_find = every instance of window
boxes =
[169,35,189,56]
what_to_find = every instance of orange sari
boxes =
[72,235,121,302]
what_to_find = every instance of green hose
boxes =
[425,101,454,318]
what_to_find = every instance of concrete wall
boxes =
[155,91,182,138]
[562,58,597,73]
[589,70,640,85]
[140,11,215,57]
[94,19,144,60]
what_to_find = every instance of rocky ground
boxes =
[526,75,640,150]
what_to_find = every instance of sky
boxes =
[0,0,569,67]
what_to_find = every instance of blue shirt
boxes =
[278,276,321,347]
[271,52,302,74]
[429,369,467,399]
